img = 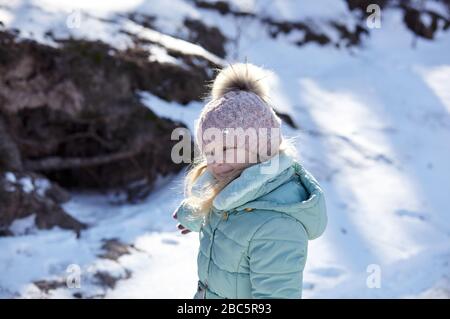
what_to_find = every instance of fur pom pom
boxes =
[210,63,269,101]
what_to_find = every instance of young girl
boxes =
[172,63,327,299]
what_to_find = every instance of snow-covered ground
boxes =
[1,0,449,298]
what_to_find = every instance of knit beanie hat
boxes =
[195,63,283,163]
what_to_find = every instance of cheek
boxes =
[210,163,233,175]
[205,148,252,168]
[224,148,251,164]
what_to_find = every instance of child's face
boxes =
[204,146,254,181]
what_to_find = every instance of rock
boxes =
[0,229,13,237]
[0,17,221,232]
[345,0,389,12]
[126,12,228,58]
[0,117,22,171]
[0,171,86,235]
[45,182,71,204]
[193,0,449,47]
[0,29,214,195]
[98,238,133,261]
[94,270,131,289]
[33,279,67,294]
[346,0,450,40]
[183,18,228,58]
[274,110,298,129]
[193,0,255,17]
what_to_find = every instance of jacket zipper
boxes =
[203,210,228,298]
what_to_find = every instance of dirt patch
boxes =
[98,238,135,261]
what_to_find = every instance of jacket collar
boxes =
[212,151,295,211]
[190,151,327,240]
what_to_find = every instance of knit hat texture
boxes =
[196,63,282,162]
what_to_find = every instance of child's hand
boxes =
[172,211,191,235]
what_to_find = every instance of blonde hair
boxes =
[183,138,298,219]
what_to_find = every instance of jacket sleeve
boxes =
[174,200,204,232]
[248,216,308,299]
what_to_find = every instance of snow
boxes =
[4,172,16,184]
[123,20,225,66]
[18,177,34,193]
[419,65,450,113]
[34,178,51,197]
[37,0,143,13]
[9,215,36,236]
[2,172,51,195]
[139,91,204,133]
[0,7,13,25]
[0,0,449,299]
[106,232,199,299]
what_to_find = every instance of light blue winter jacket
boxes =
[175,151,327,299]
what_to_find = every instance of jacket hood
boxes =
[192,151,327,240]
